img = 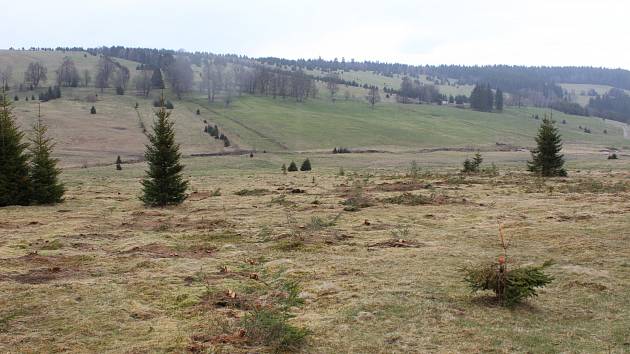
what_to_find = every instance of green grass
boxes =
[306,68,474,97]
[559,83,630,106]
[188,95,628,152]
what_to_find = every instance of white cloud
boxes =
[0,0,628,68]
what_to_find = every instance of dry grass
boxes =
[0,158,629,353]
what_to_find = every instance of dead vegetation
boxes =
[0,165,629,353]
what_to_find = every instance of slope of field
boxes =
[187,95,628,152]
[10,88,628,168]
[559,83,630,106]
[305,68,474,97]
[0,50,141,87]
[12,88,225,167]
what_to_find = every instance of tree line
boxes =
[397,77,445,104]
[587,88,630,123]
[470,84,503,112]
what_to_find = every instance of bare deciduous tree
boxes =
[1,65,13,89]
[366,86,381,108]
[95,56,116,92]
[201,60,223,102]
[134,69,152,97]
[326,72,339,101]
[166,56,194,99]
[82,69,91,87]
[56,57,80,87]
[24,62,47,89]
[112,65,130,90]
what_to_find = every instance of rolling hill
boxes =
[1,49,628,168]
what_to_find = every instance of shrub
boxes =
[342,183,374,211]
[241,308,309,352]
[332,147,351,154]
[383,192,433,205]
[481,163,499,176]
[463,260,554,307]
[462,152,483,173]
[608,153,618,160]
[235,188,268,196]
[300,158,312,171]
[462,225,554,307]
[115,86,124,95]
[90,106,96,114]
[287,161,298,172]
[408,160,420,180]
[196,108,200,115]
[13,95,18,101]
[165,100,174,109]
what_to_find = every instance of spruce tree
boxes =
[527,117,567,177]
[0,94,32,206]
[140,99,188,206]
[300,158,312,171]
[495,88,504,111]
[281,163,287,174]
[116,155,122,170]
[151,69,165,89]
[29,118,65,204]
[472,152,483,169]
[485,84,494,111]
[287,161,298,172]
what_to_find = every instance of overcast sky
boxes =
[1,0,628,69]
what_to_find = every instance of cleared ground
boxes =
[0,153,629,353]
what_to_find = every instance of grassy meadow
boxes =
[0,153,629,353]
[12,86,628,168]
